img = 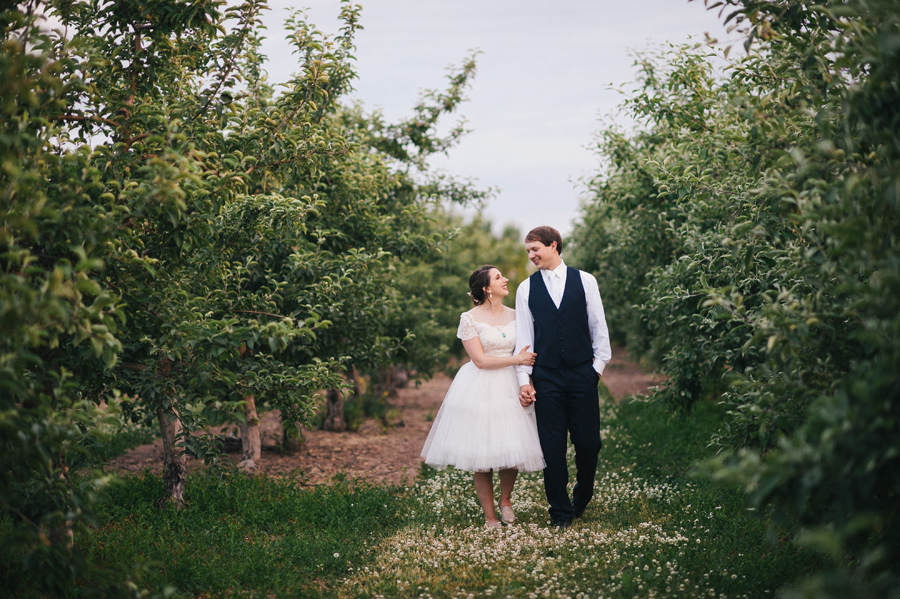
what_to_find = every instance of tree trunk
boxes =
[237,393,260,472]
[392,365,409,390]
[322,387,346,432]
[282,420,304,454]
[155,405,186,510]
[376,365,408,399]
[350,365,363,399]
[376,366,391,399]
[43,457,74,550]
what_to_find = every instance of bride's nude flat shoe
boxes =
[500,505,515,524]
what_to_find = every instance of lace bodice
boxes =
[457,312,517,357]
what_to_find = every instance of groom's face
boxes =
[525,240,558,270]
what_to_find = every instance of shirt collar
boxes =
[542,260,567,279]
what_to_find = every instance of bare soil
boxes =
[104,346,664,486]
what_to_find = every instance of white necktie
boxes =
[550,272,563,307]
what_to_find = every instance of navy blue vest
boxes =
[528,267,594,369]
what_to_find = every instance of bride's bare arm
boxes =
[462,338,536,370]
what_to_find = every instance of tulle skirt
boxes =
[421,362,545,473]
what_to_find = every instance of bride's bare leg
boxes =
[498,468,518,507]
[498,468,518,524]
[474,471,500,525]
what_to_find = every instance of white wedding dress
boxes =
[421,311,546,473]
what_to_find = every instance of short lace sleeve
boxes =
[456,312,478,341]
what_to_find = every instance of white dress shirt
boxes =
[514,260,612,386]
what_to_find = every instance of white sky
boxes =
[257,1,733,236]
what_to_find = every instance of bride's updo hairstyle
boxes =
[468,265,497,306]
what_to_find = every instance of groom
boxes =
[515,226,611,528]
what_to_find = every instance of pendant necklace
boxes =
[483,305,507,336]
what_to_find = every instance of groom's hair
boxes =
[525,226,563,255]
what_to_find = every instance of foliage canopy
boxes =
[1,0,497,593]
[572,0,900,594]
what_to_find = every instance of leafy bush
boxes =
[572,0,900,594]
[2,0,487,592]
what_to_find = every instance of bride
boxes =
[421,265,545,527]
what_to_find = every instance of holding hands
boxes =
[517,346,537,407]
[519,383,536,407]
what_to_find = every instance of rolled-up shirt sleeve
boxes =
[581,271,612,375]
[514,278,534,387]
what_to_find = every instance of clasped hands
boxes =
[518,383,536,407]
[515,346,537,408]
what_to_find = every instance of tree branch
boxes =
[192,2,262,121]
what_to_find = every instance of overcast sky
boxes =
[258,1,731,236]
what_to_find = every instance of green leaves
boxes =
[3,0,493,591]
[582,0,900,594]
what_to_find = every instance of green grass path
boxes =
[1,396,822,598]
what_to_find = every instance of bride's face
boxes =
[484,268,509,300]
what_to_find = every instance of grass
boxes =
[0,474,411,599]
[340,398,822,599]
[89,475,408,597]
[0,395,823,598]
